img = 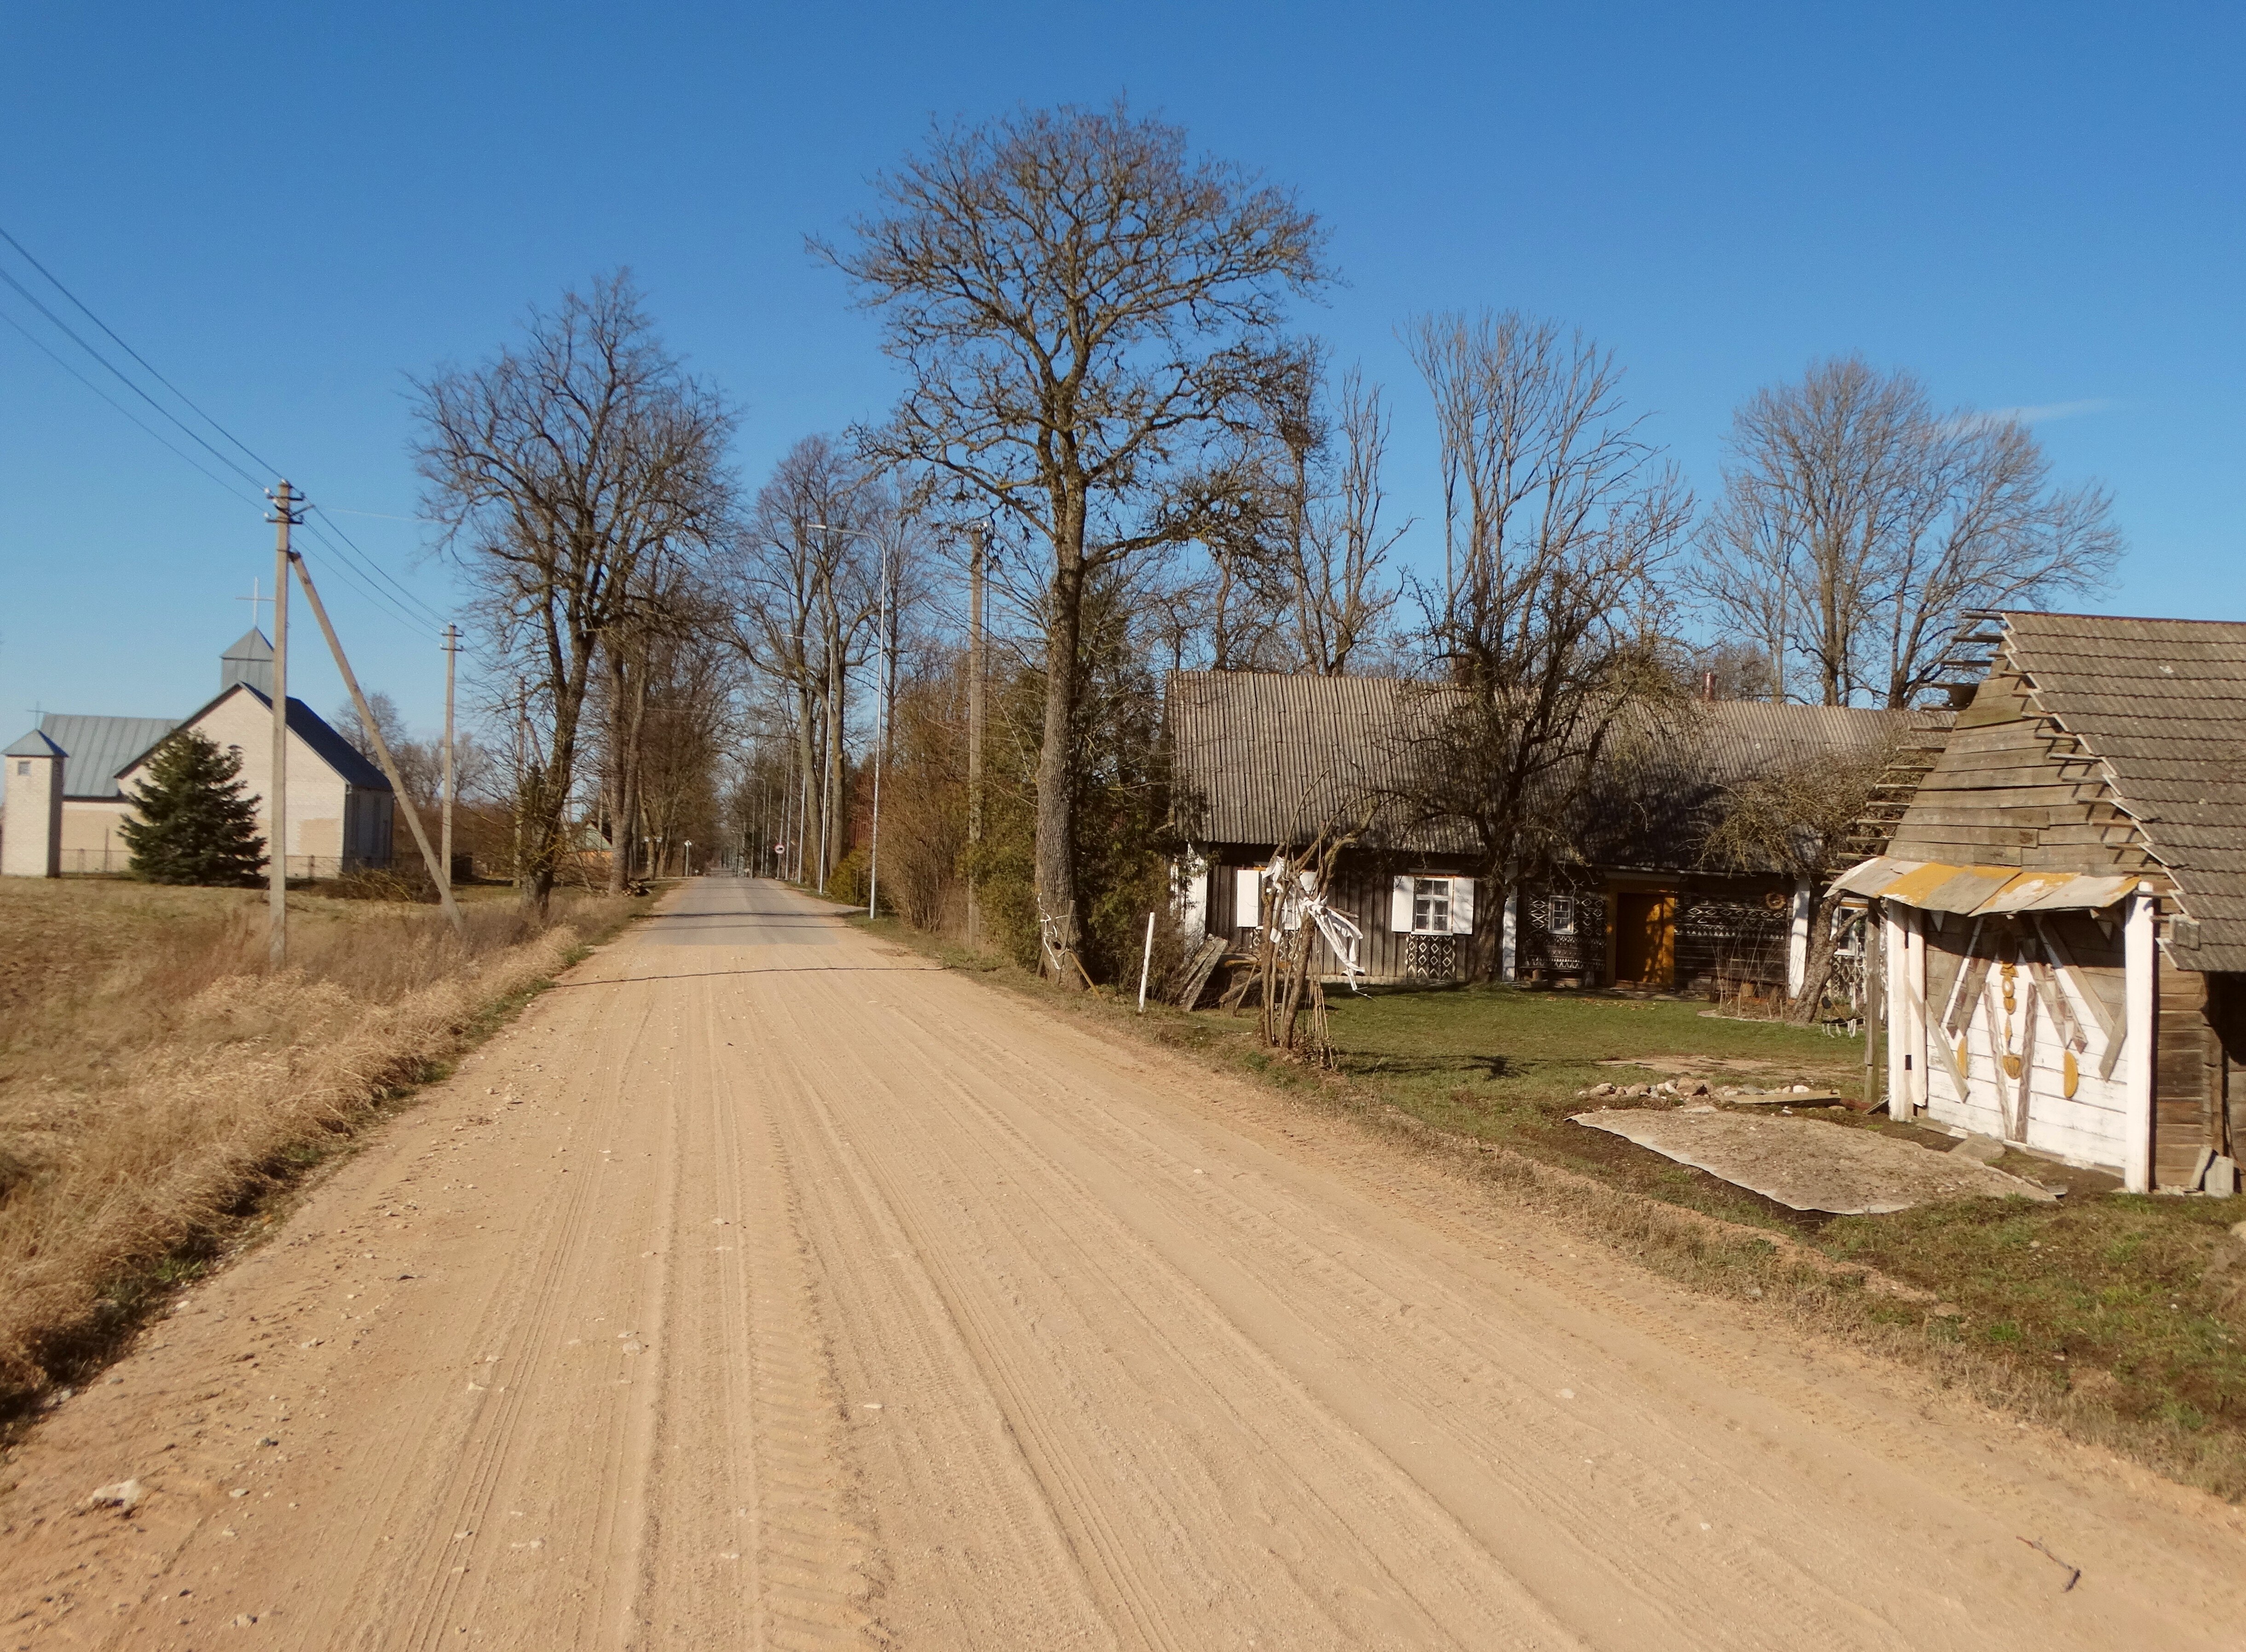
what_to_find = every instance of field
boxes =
[878,919,2246,1497]
[0,877,638,1419]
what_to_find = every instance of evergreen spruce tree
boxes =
[120,729,269,886]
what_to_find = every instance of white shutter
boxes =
[1450,877,1476,935]
[1391,875,1415,933]
[1235,867,1263,928]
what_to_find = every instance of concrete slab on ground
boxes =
[1570,1107,2060,1214]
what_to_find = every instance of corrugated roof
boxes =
[1997,610,2246,970]
[35,714,181,798]
[1167,670,1941,869]
[1833,855,2138,916]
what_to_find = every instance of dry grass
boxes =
[0,879,635,1415]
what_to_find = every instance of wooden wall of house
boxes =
[1918,910,2134,1171]
[1202,851,1485,984]
[1888,670,2153,874]
[1199,852,1800,996]
[2156,967,2221,1189]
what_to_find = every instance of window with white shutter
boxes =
[1449,877,1475,935]
[1390,875,1414,932]
[1234,866,1264,929]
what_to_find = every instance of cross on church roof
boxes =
[237,577,272,628]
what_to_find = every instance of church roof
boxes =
[36,714,182,798]
[134,684,392,793]
[223,627,274,663]
[5,729,67,760]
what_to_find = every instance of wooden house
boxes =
[1840,611,2246,1194]
[1167,670,1944,996]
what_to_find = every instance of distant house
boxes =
[1166,669,1945,996]
[1,630,393,879]
[1842,610,2246,1194]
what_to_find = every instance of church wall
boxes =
[58,800,133,873]
[105,687,388,877]
[2,752,64,877]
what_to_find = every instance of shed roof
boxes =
[35,714,182,798]
[1167,670,1942,870]
[1995,610,2246,970]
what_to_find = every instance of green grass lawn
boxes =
[867,918,2246,1496]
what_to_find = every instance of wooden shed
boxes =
[1841,611,2246,1193]
[1168,669,1943,995]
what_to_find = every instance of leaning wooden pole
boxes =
[289,551,467,936]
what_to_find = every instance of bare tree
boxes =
[1287,364,1404,674]
[824,102,1328,984]
[1701,733,1903,1020]
[722,436,900,891]
[1391,311,1691,977]
[413,272,735,914]
[1692,355,2123,707]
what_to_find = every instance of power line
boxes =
[306,505,448,629]
[0,304,263,508]
[0,221,281,482]
[0,262,268,492]
[0,223,456,639]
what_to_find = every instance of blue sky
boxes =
[2,1,2239,745]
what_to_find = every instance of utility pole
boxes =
[441,624,461,893]
[966,522,985,950]
[288,550,466,936]
[266,481,303,967]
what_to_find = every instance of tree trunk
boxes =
[1034,547,1086,984]
[1789,887,1844,1024]
[793,683,816,885]
[604,651,631,895]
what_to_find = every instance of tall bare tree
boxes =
[824,102,1328,984]
[1278,361,1404,674]
[1692,355,2123,707]
[1392,311,1691,976]
[724,436,887,889]
[413,272,735,914]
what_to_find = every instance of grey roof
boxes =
[1998,610,2246,970]
[1167,670,1942,870]
[4,729,66,759]
[36,714,181,798]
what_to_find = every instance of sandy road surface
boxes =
[6,877,2246,1650]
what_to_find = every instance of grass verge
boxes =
[0,879,644,1428]
[856,914,2246,1499]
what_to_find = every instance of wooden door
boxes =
[1614,892,1676,986]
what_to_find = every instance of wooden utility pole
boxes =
[441,624,461,892]
[266,481,303,967]
[287,551,466,935]
[967,522,985,949]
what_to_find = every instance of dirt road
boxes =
[5,877,2244,1649]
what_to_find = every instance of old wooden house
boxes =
[1168,670,1943,996]
[1840,611,2246,1194]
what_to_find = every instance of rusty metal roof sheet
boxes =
[1833,855,2139,915]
